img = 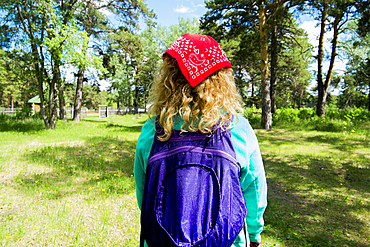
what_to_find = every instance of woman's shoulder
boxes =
[232,115,254,134]
[137,117,157,145]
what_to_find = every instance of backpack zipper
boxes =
[148,145,237,165]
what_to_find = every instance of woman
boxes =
[134,33,267,247]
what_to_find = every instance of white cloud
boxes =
[174,5,192,13]
[300,20,320,44]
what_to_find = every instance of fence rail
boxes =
[0,108,22,116]
[99,106,146,118]
[62,107,88,118]
[1,106,142,118]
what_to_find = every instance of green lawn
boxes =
[0,115,369,246]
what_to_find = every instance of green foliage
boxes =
[326,108,370,122]
[272,108,300,124]
[156,17,200,52]
[297,108,316,119]
[244,107,262,126]
[338,20,370,110]
[246,107,370,132]
[15,106,33,120]
[0,117,44,132]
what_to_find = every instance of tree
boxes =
[71,0,154,122]
[156,17,200,52]
[267,6,312,112]
[102,18,199,113]
[307,0,359,118]
[272,17,313,109]
[357,0,370,38]
[339,21,370,109]
[0,0,91,128]
[200,0,304,129]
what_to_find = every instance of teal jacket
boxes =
[134,116,267,246]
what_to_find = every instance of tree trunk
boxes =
[73,67,84,122]
[59,83,66,120]
[135,82,139,112]
[47,78,58,129]
[270,18,278,114]
[259,4,272,129]
[368,83,370,111]
[316,2,330,118]
[251,79,255,98]
[35,66,49,129]
[298,87,304,109]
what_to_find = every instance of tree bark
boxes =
[298,87,304,109]
[47,75,58,129]
[135,82,139,112]
[259,3,272,129]
[316,2,329,118]
[270,16,278,114]
[73,67,84,122]
[368,83,370,111]
[367,82,370,111]
[59,82,66,120]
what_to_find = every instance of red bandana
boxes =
[164,33,232,87]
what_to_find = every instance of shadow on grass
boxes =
[105,123,143,132]
[16,135,139,200]
[263,152,370,246]
[0,118,45,132]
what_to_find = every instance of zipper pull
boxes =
[205,131,215,146]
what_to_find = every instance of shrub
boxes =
[15,106,33,120]
[244,107,261,126]
[298,108,316,120]
[272,108,300,124]
[0,113,9,121]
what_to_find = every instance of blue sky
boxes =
[141,0,207,28]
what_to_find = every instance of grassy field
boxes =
[0,114,369,246]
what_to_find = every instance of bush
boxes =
[272,108,300,124]
[0,113,10,121]
[15,106,33,120]
[326,108,370,124]
[298,108,316,120]
[244,107,261,126]
[0,118,44,132]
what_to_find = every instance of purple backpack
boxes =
[140,120,247,247]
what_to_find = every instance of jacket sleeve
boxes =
[134,117,156,210]
[231,117,267,243]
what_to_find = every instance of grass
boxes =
[0,114,146,246]
[256,121,370,247]
[0,114,369,246]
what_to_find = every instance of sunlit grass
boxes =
[0,114,147,246]
[257,123,370,246]
[1,114,369,246]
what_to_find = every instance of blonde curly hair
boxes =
[148,56,243,141]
